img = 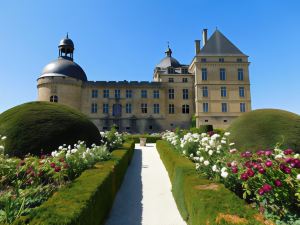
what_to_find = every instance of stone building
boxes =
[37,29,251,133]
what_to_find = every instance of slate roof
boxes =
[201,30,246,56]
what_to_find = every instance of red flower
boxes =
[265,160,273,167]
[244,161,253,168]
[274,179,282,187]
[258,168,266,174]
[232,166,238,173]
[54,166,61,172]
[284,167,291,174]
[227,162,232,167]
[59,158,65,162]
[262,184,272,192]
[256,150,265,156]
[265,150,272,156]
[241,173,249,181]
[247,169,255,177]
[258,188,265,195]
[283,149,293,155]
[50,162,56,168]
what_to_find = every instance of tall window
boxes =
[91,103,97,113]
[168,68,174,74]
[202,68,207,80]
[221,87,227,97]
[182,104,189,114]
[219,58,224,62]
[50,95,58,103]
[92,89,98,98]
[153,104,160,114]
[168,77,174,83]
[115,89,120,99]
[141,90,147,98]
[237,58,243,62]
[126,90,132,98]
[183,89,189,99]
[103,103,109,113]
[203,102,209,112]
[168,89,174,99]
[238,68,244,80]
[126,103,132,113]
[141,103,147,113]
[201,58,207,62]
[182,77,188,83]
[202,86,208,97]
[240,103,246,112]
[239,87,245,97]
[103,89,109,98]
[222,103,228,112]
[169,104,175,114]
[182,68,188,74]
[153,90,159,99]
[220,68,226,80]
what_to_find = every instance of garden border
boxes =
[14,140,135,225]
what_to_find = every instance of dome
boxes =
[59,33,74,48]
[156,56,181,68]
[40,57,87,81]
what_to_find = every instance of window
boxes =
[168,77,174,83]
[168,68,174,74]
[202,86,208,97]
[182,77,188,83]
[219,58,224,62]
[239,87,245,97]
[169,104,174,114]
[153,104,160,114]
[115,89,120,99]
[221,86,227,97]
[91,103,97,113]
[50,95,58,103]
[141,103,147,113]
[182,104,189,114]
[203,103,209,112]
[153,90,159,99]
[92,89,98,98]
[141,90,147,98]
[240,103,246,112]
[182,68,188,74]
[222,103,228,112]
[201,58,207,62]
[183,89,189,99]
[205,119,209,122]
[103,103,109,113]
[201,68,207,80]
[103,89,109,98]
[126,103,132,113]
[149,125,153,130]
[237,58,243,62]
[238,68,244,81]
[224,120,228,123]
[126,90,132,98]
[220,68,226,80]
[168,89,174,99]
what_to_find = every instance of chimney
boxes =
[195,40,201,55]
[202,29,208,46]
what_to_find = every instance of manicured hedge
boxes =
[14,140,135,225]
[127,134,161,144]
[156,140,271,225]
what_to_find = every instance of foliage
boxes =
[125,134,161,144]
[228,109,300,153]
[100,126,124,151]
[0,101,101,157]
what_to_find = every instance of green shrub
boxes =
[156,140,267,225]
[14,140,135,225]
[228,109,300,152]
[127,134,161,143]
[0,102,101,157]
[189,125,213,134]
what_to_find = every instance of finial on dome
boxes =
[66,32,69,39]
[165,41,172,57]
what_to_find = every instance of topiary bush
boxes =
[0,102,101,157]
[228,109,300,152]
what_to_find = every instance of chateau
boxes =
[37,29,251,133]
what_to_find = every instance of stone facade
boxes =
[37,29,251,133]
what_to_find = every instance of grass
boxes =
[14,140,135,225]
[228,109,300,153]
[156,140,272,225]
[0,101,101,157]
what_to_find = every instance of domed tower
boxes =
[37,34,87,110]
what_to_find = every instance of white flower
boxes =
[217,145,222,151]
[297,174,300,180]
[294,154,299,159]
[199,157,204,162]
[231,161,238,167]
[193,157,200,161]
[221,140,226,144]
[0,145,4,151]
[212,165,218,172]
[224,132,230,136]
[195,163,200,170]
[51,151,58,157]
[229,149,237,154]
[71,149,78,154]
[229,143,235,146]
[183,150,186,155]
[275,154,283,159]
[190,153,194,158]
[221,167,227,173]
[196,151,200,155]
[1,136,7,141]
[204,160,210,166]
[221,171,228,178]
[208,150,213,155]
[58,146,63,150]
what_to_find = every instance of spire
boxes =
[165,42,172,57]
[66,32,69,39]
[58,33,74,61]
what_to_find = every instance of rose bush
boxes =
[162,130,300,224]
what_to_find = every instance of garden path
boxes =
[105,143,186,225]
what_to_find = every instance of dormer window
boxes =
[168,68,175,74]
[182,68,188,74]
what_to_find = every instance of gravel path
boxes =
[105,143,186,225]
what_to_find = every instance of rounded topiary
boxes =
[227,109,300,152]
[0,101,101,157]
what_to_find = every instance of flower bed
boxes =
[162,130,300,224]
[125,134,162,144]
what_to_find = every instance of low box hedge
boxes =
[14,140,135,225]
[156,140,271,225]
[127,134,161,144]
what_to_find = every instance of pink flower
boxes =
[241,151,252,158]
[232,166,238,173]
[274,179,282,187]
[241,173,249,181]
[258,188,265,195]
[50,162,56,168]
[284,167,291,174]
[244,161,253,168]
[256,150,265,156]
[262,184,272,192]
[265,160,273,167]
[247,169,255,177]
[258,168,266,174]
[283,149,294,155]
[265,150,273,156]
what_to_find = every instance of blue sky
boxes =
[0,0,299,114]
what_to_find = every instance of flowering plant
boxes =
[100,127,124,151]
